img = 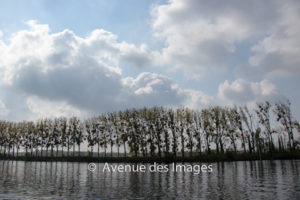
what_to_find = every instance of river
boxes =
[0,160,299,199]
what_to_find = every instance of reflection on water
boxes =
[0,160,300,199]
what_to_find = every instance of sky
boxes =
[0,0,300,121]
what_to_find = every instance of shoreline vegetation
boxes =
[1,101,300,163]
[1,151,300,163]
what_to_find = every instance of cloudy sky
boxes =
[0,0,299,121]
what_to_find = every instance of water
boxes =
[0,160,299,199]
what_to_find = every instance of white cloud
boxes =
[151,0,279,76]
[218,79,285,107]
[119,43,154,68]
[26,96,88,120]
[180,89,214,110]
[0,21,213,120]
[0,100,9,116]
[151,0,300,79]
[0,7,296,121]
[249,0,300,77]
[122,72,190,108]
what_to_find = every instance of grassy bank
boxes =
[1,151,300,163]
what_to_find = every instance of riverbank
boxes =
[1,151,300,163]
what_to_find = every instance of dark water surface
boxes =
[0,160,300,199]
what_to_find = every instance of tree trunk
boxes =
[141,140,146,158]
[230,135,236,152]
[164,131,169,158]
[145,143,148,157]
[78,144,80,157]
[219,137,224,154]
[216,137,219,154]
[104,143,107,158]
[73,144,75,157]
[111,142,113,158]
[241,130,246,152]
[251,133,255,153]
[31,145,33,157]
[281,136,285,151]
[51,145,54,157]
[149,133,154,157]
[157,142,161,158]
[135,149,138,157]
[248,135,252,154]
[90,146,93,157]
[123,141,126,157]
[180,131,185,158]
[206,135,210,154]
[198,134,202,157]
[35,146,38,157]
[232,138,237,153]
[12,144,15,157]
[117,140,120,158]
[278,136,282,152]
[3,146,5,155]
[189,138,193,157]
[56,145,59,157]
[172,129,177,157]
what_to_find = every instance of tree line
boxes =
[0,101,299,158]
